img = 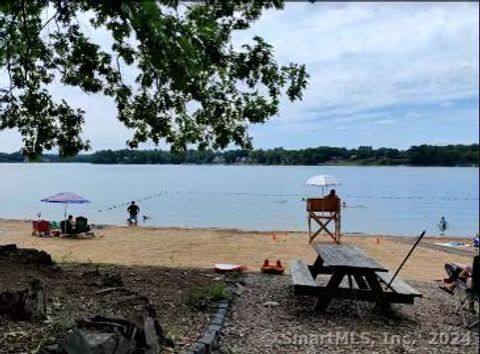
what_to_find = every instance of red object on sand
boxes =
[261,259,285,274]
[32,220,51,236]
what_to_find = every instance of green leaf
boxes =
[0,0,308,157]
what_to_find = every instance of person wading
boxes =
[127,201,140,226]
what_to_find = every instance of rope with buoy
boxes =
[96,191,167,214]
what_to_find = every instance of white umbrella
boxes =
[305,174,341,196]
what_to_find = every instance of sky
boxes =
[0,2,478,152]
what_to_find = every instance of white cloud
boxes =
[374,119,396,125]
[234,2,479,124]
[440,101,454,108]
[404,111,422,119]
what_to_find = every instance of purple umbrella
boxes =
[41,192,91,221]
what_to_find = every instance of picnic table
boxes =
[290,244,422,312]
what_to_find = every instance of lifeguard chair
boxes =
[306,197,341,244]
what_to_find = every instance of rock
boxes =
[210,314,226,327]
[188,342,207,354]
[62,329,131,354]
[262,301,279,307]
[38,303,170,354]
[217,300,229,310]
[234,283,246,295]
[198,328,219,351]
[0,278,47,320]
[142,315,160,354]
[0,244,53,265]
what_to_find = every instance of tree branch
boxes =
[40,9,59,32]
[4,11,19,94]
[21,0,31,84]
[116,54,123,81]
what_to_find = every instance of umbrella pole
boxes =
[64,203,68,234]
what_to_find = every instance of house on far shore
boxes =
[212,156,226,164]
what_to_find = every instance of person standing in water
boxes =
[127,201,140,226]
[438,216,449,235]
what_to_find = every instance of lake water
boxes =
[0,163,478,237]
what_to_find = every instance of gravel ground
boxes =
[0,261,229,353]
[217,273,479,354]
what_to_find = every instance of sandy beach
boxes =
[1,219,476,282]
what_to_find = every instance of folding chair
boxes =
[454,255,479,329]
[75,216,91,233]
[306,197,341,244]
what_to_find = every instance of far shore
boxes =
[0,218,477,282]
[1,161,478,168]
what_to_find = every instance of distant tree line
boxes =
[0,144,478,167]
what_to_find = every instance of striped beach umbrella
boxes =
[41,192,91,223]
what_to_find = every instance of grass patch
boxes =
[53,251,74,263]
[186,285,231,311]
[35,308,76,350]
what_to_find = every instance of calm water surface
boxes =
[0,163,478,237]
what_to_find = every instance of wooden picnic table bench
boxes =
[290,244,422,312]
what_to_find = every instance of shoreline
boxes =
[0,217,473,239]
[1,161,478,168]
